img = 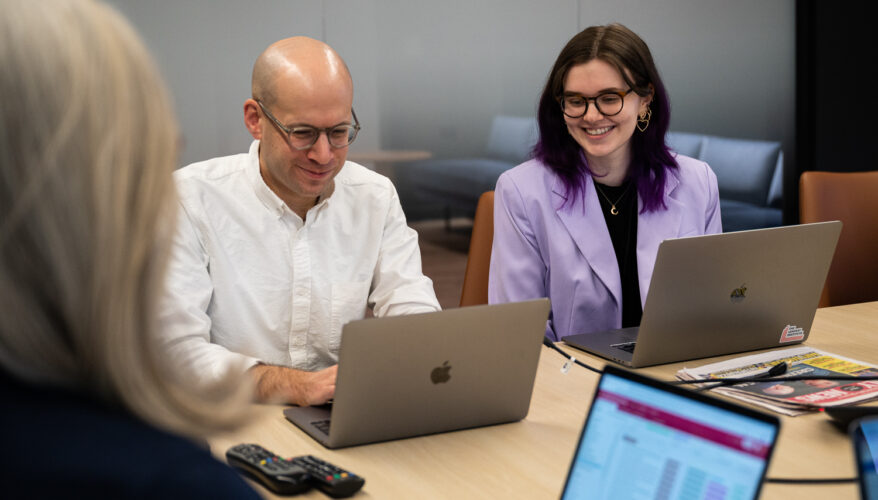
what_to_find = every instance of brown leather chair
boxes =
[459,191,494,307]
[799,171,878,307]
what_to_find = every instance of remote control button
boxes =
[226,444,311,495]
[290,455,365,498]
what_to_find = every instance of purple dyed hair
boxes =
[532,23,677,212]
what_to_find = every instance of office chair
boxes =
[799,170,878,307]
[459,191,494,307]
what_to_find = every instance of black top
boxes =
[0,369,260,499]
[593,180,643,328]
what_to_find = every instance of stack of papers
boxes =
[676,347,878,416]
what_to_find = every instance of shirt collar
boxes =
[246,140,338,221]
[246,140,287,218]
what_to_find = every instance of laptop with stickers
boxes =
[561,365,780,500]
[562,221,841,368]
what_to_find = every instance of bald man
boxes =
[160,38,440,406]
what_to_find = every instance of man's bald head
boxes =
[251,36,352,108]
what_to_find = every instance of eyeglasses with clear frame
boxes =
[256,99,361,150]
[558,88,634,118]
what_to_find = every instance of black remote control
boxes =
[226,444,311,495]
[289,454,365,498]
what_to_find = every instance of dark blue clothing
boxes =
[0,370,260,499]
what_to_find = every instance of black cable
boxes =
[707,374,878,383]
[542,345,878,387]
[765,477,857,484]
[671,361,878,388]
[672,362,790,391]
[542,338,603,374]
[673,371,878,391]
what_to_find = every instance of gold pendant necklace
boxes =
[594,182,632,216]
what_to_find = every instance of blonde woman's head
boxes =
[0,0,249,435]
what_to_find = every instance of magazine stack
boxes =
[676,346,878,416]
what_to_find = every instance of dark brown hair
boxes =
[533,23,676,212]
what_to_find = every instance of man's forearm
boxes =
[249,364,307,404]
[249,363,336,406]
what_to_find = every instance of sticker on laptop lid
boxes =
[779,325,805,343]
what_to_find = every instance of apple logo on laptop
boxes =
[430,361,451,384]
[730,284,747,303]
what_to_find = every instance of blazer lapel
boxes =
[553,175,622,307]
[636,169,683,304]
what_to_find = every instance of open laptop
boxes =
[283,298,551,449]
[561,365,780,500]
[562,221,841,367]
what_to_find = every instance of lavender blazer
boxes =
[488,155,722,341]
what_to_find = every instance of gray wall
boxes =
[108,0,794,171]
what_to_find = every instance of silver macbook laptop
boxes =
[561,365,780,500]
[283,298,551,449]
[562,221,841,368]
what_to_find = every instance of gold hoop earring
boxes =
[636,108,652,132]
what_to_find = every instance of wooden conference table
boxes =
[208,301,878,499]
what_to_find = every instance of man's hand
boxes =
[249,364,337,406]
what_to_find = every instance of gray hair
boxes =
[0,0,251,436]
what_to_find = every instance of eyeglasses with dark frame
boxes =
[256,99,361,150]
[558,88,634,118]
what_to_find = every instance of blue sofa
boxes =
[666,132,783,232]
[395,116,783,232]
[395,115,538,223]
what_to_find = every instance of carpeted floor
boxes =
[410,219,472,310]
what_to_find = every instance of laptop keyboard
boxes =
[311,419,331,436]
[611,341,637,353]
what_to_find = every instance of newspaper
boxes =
[676,346,878,416]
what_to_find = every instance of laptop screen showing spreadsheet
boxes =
[561,365,780,500]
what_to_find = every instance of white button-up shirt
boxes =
[160,141,440,382]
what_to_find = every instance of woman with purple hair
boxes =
[488,24,721,341]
